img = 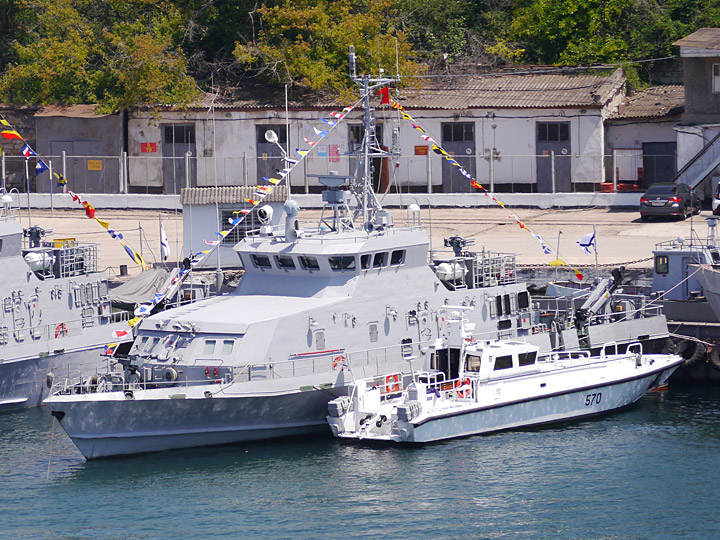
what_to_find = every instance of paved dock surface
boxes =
[23,206,713,279]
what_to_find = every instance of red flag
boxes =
[377,87,390,104]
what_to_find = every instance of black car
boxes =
[639,183,701,221]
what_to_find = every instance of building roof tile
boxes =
[607,85,684,120]
[180,186,289,205]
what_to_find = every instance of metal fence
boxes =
[0,151,679,195]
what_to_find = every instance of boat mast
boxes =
[349,46,399,228]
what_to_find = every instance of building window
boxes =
[256,125,287,144]
[442,123,474,142]
[164,125,195,144]
[714,64,720,93]
[537,122,569,142]
[655,255,669,275]
[349,124,383,152]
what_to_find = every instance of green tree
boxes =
[0,0,199,110]
[233,0,424,95]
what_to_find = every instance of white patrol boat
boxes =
[46,66,670,460]
[327,311,683,443]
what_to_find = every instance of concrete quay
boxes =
[20,204,711,281]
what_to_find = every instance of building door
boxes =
[348,124,386,191]
[440,122,476,192]
[536,122,571,192]
[256,125,288,184]
[162,124,196,194]
[642,142,677,187]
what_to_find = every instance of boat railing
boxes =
[583,296,664,328]
[422,373,475,401]
[538,350,592,364]
[242,221,424,245]
[0,308,128,348]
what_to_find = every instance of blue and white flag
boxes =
[577,232,596,255]
[160,220,170,261]
[35,159,49,176]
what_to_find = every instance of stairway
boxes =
[675,131,720,190]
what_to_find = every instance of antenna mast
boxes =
[348,46,399,228]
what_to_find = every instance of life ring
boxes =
[385,373,400,393]
[333,355,345,370]
[54,323,68,338]
[708,343,720,371]
[455,378,471,398]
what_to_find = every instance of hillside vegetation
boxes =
[0,0,717,110]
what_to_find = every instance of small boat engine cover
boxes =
[328,396,351,417]
[397,400,422,422]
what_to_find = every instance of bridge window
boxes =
[329,256,356,271]
[390,250,405,265]
[299,255,320,270]
[518,351,537,366]
[204,339,216,355]
[275,255,296,269]
[465,354,481,372]
[373,252,387,268]
[714,64,720,93]
[360,254,370,270]
[493,355,513,371]
[655,255,669,275]
[222,340,234,355]
[252,254,272,268]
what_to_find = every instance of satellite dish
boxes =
[264,130,279,144]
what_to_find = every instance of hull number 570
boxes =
[585,392,602,406]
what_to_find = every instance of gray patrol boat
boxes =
[0,198,129,411]
[46,69,670,459]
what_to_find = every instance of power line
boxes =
[398,56,678,79]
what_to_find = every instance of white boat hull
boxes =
[330,353,683,444]
[405,364,677,443]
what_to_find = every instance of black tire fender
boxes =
[708,343,720,371]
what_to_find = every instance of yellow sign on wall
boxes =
[87,160,103,171]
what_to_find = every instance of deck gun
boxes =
[574,267,624,327]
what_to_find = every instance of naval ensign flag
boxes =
[160,219,170,261]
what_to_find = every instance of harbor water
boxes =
[2,388,719,540]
